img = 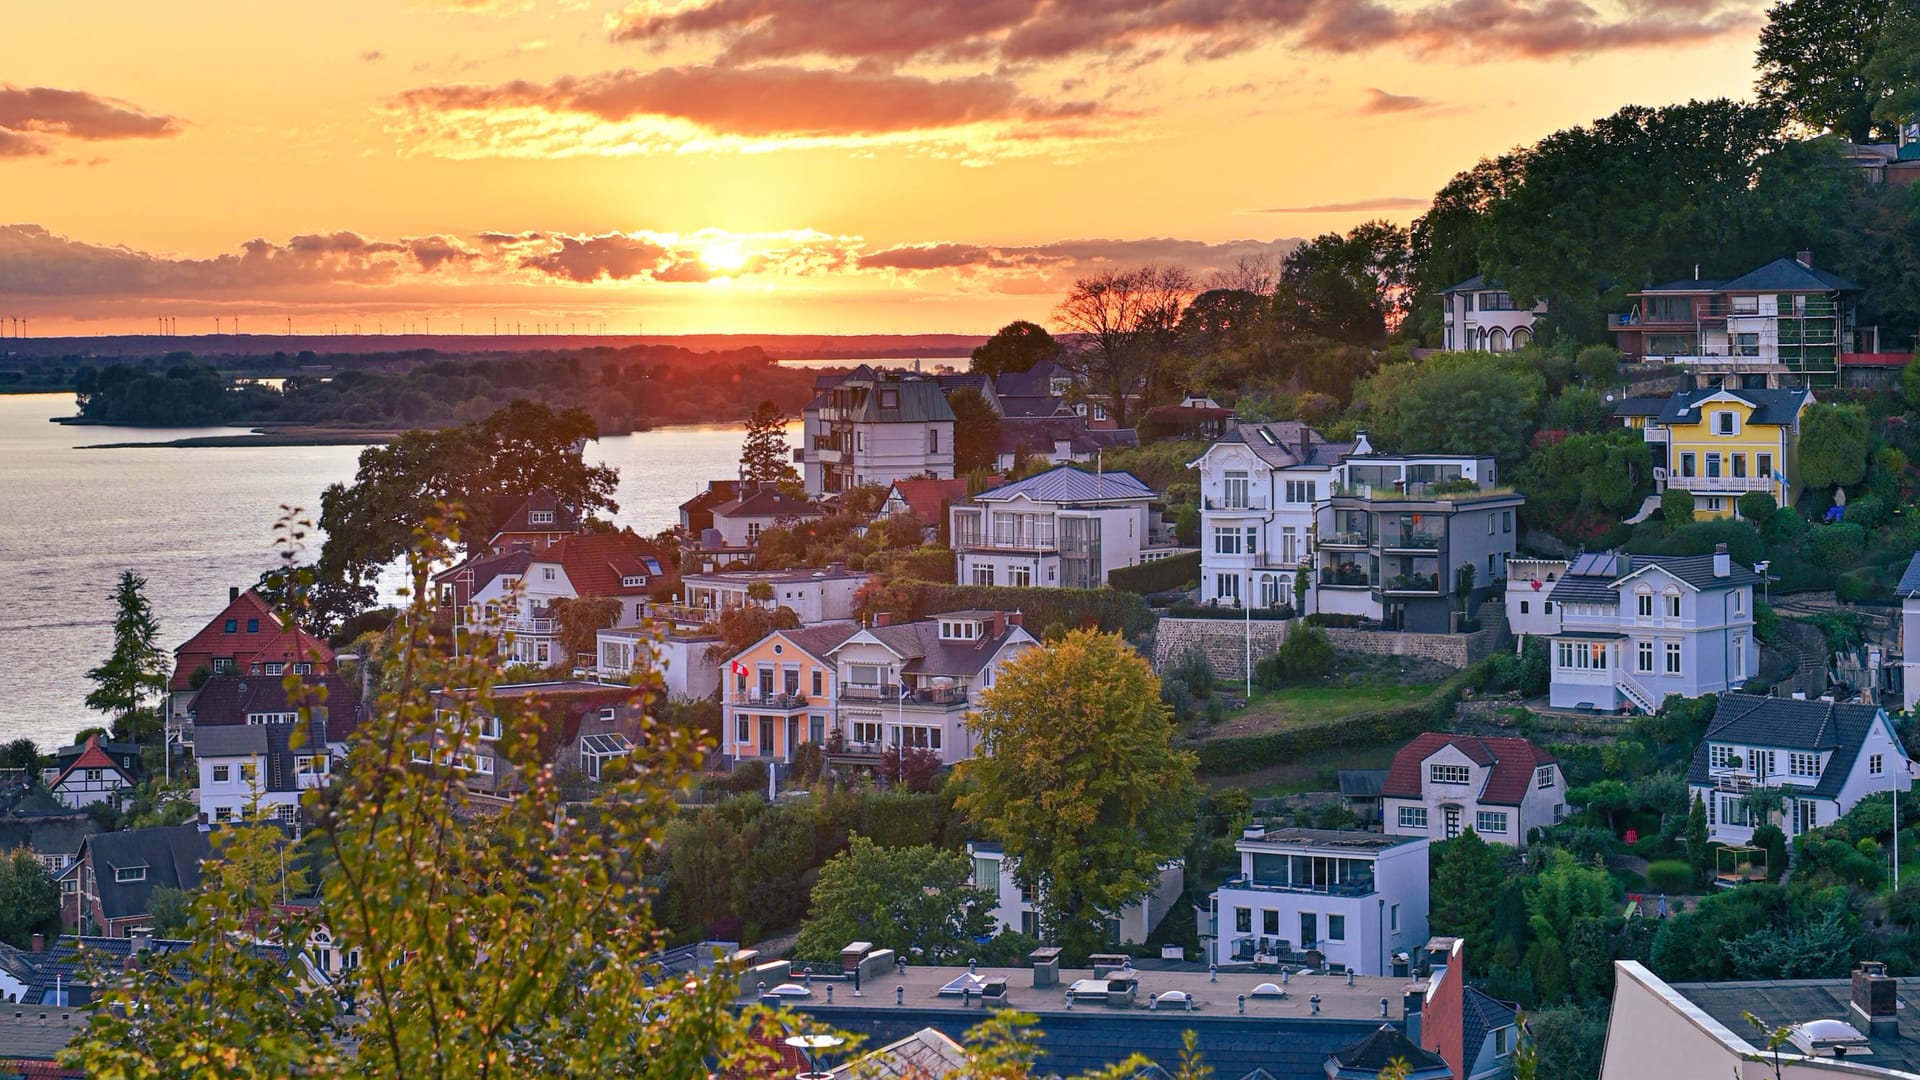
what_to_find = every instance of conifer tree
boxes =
[84,571,167,743]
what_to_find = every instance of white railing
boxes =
[1670,475,1774,494]
[1615,671,1660,714]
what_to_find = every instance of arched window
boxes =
[1489,327,1510,352]
[1511,327,1532,349]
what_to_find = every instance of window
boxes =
[1709,744,1733,769]
[1636,593,1653,618]
[1281,526,1298,564]
[1666,593,1681,619]
[1705,497,1724,513]
[1734,590,1745,615]
[1518,601,1529,614]
[928,428,939,454]
[1263,909,1280,935]
[1636,640,1654,673]
[1503,510,1513,533]
[296,755,328,776]
[1223,471,1249,509]
[1537,766,1556,789]
[1721,794,1752,826]
[1299,912,1318,948]
[1327,914,1346,942]
[292,663,312,675]
[1732,294,1759,315]
[1872,754,1885,776]
[1665,641,1682,675]
[1093,404,1108,422]
[115,866,147,883]
[1789,752,1820,779]
[736,717,749,743]
[1391,905,1400,932]
[1215,573,1239,601]
[621,575,645,588]
[542,566,556,581]
[1476,811,1509,834]
[1398,806,1428,829]
[240,763,257,782]
[214,806,233,822]
[1757,453,1773,479]
[1488,514,1496,535]
[1706,453,1721,478]
[1731,454,1747,478]
[263,662,285,675]
[971,565,995,586]
[852,720,882,745]
[812,669,823,696]
[1543,602,1553,614]
[85,769,102,782]
[1213,526,1243,555]
[1430,764,1470,785]
[1680,452,1696,478]
[1235,908,1251,934]
[529,510,554,525]
[213,765,231,783]
[974,856,1000,894]
[1495,1028,1510,1058]
[1715,412,1738,435]
[1285,480,1314,504]
[1008,565,1032,588]
[225,619,238,633]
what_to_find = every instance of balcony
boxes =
[733,690,810,710]
[1383,573,1441,595]
[906,685,969,706]
[1319,566,1374,589]
[1382,529,1441,552]
[839,683,902,702]
[956,529,1058,553]
[1671,474,1774,494]
[499,616,556,635]
[1320,530,1373,549]
[1223,875,1376,898]
[1712,770,1758,794]
[1204,496,1270,511]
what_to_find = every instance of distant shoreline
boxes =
[70,415,780,449]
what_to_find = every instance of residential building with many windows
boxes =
[1438,275,1546,353]
[169,587,335,725]
[1900,553,1920,712]
[719,621,857,767]
[1380,733,1564,850]
[417,682,646,797]
[968,841,1185,946]
[1505,558,1568,645]
[1206,827,1429,976]
[950,465,1187,589]
[1608,254,1861,387]
[1187,421,1353,608]
[1687,694,1912,846]
[801,367,956,495]
[675,565,870,625]
[1637,384,1811,520]
[481,532,680,668]
[1546,549,1760,713]
[194,720,333,827]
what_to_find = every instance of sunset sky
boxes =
[3,0,1771,337]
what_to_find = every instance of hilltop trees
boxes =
[1272,221,1412,347]
[739,400,802,492]
[85,571,167,743]
[1053,265,1195,428]
[1756,0,1905,142]
[948,386,1003,473]
[959,630,1197,959]
[971,320,1060,379]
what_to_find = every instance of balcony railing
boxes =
[1382,530,1441,551]
[956,530,1057,551]
[1320,530,1373,548]
[734,690,810,709]
[1671,474,1774,494]
[906,685,969,706]
[1204,496,1269,511]
[1712,770,1758,794]
[1383,573,1441,594]
[1319,567,1373,589]
[839,683,902,701]
[1224,875,1376,898]
[499,616,556,635]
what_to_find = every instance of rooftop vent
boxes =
[1789,1018,1870,1057]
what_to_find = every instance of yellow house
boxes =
[1643,385,1811,520]
[721,622,857,766]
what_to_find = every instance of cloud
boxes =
[390,64,1105,158]
[361,49,386,62]
[0,86,181,160]
[608,0,1762,67]
[515,233,670,283]
[858,237,1302,286]
[1359,88,1433,114]
[1249,197,1432,213]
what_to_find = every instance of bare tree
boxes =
[1052,264,1195,428]
[1204,253,1279,297]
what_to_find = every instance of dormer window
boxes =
[1430,764,1470,785]
[115,866,147,883]
[1536,766,1555,789]
[880,388,899,409]
[1789,752,1820,779]
[622,575,646,588]
[529,510,554,525]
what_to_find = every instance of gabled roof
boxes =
[990,360,1071,399]
[1337,770,1388,799]
[1326,1024,1449,1076]
[1638,277,1728,293]
[1688,697,1890,798]
[1546,552,1761,604]
[678,479,744,514]
[830,1027,968,1078]
[709,489,822,520]
[1898,552,1920,597]
[487,490,580,538]
[431,548,534,592]
[884,478,973,523]
[1201,421,1351,470]
[966,464,1158,504]
[1381,733,1557,807]
[1611,553,1765,592]
[765,621,861,664]
[48,736,134,793]
[0,812,102,859]
[1611,396,1669,418]
[997,394,1076,419]
[1718,256,1861,294]
[76,825,210,924]
[528,532,679,597]
[170,590,333,690]
[1461,987,1519,1065]
[831,614,1033,678]
[190,674,365,743]
[1439,274,1499,294]
[1656,385,1811,427]
[818,374,957,423]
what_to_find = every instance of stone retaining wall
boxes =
[1151,615,1505,678]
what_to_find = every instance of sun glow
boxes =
[698,239,749,276]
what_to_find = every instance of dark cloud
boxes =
[0,86,181,160]
[861,236,1301,277]
[609,0,1760,65]
[1249,197,1431,213]
[1359,88,1433,114]
[516,233,669,282]
[396,64,1095,138]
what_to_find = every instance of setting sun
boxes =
[698,239,749,277]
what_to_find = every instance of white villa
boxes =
[950,465,1187,589]
[1206,827,1429,976]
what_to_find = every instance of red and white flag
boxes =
[729,660,749,677]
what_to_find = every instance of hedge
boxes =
[1109,550,1201,595]
[1182,660,1493,775]
[891,579,1156,637]
[1165,600,1295,621]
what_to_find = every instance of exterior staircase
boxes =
[1625,494,1662,525]
[1615,672,1659,714]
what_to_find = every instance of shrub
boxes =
[1304,612,1367,629]
[1736,490,1777,526]
[1165,600,1293,621]
[1646,860,1693,894]
[1169,649,1216,697]
[1660,487,1695,532]
[1109,550,1201,594]
[1161,677,1195,725]
[880,580,1154,637]
[1256,624,1335,688]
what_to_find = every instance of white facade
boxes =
[193,726,331,826]
[680,568,869,625]
[803,371,956,495]
[1381,738,1565,851]
[1187,426,1330,608]
[47,767,133,810]
[1440,279,1545,353]
[950,468,1185,590]
[826,615,1036,766]
[1691,700,1912,845]
[1901,558,1920,711]
[1505,558,1567,645]
[968,843,1185,947]
[595,627,721,701]
[1548,553,1759,713]
[1206,827,1429,976]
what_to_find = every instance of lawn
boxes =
[1204,682,1438,739]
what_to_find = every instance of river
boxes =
[0,393,773,747]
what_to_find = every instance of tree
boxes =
[84,571,167,743]
[0,738,40,771]
[1053,265,1195,428]
[1528,1003,1608,1080]
[1354,352,1542,468]
[740,399,802,491]
[1272,221,1412,346]
[971,320,1060,379]
[705,603,802,662]
[64,519,775,1078]
[958,630,1197,959]
[1798,402,1873,492]
[1756,0,1900,142]
[1516,429,1655,544]
[1687,793,1712,887]
[1257,623,1335,688]
[0,848,59,947]
[1430,830,1506,955]
[1574,345,1620,385]
[1661,487,1696,533]
[148,885,190,937]
[794,837,993,964]
[949,386,1003,474]
[1864,2,1920,130]
[549,595,622,670]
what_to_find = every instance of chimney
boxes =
[229,586,240,602]
[1007,610,1023,628]
[1299,426,1313,462]
[1797,250,1813,268]
[1713,543,1730,578]
[990,612,1005,639]
[874,611,892,628]
[1852,961,1898,1035]
[30,934,44,952]
[1353,429,1374,456]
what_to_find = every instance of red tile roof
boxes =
[530,532,681,598]
[885,478,973,523]
[49,734,134,791]
[170,590,333,690]
[486,490,582,548]
[1381,733,1557,807]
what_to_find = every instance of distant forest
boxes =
[33,346,828,431]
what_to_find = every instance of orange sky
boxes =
[1,0,1769,337]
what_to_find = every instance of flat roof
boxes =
[686,567,868,584]
[1238,828,1424,852]
[1671,974,1920,1074]
[744,961,1419,1024]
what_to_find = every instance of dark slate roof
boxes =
[1656,385,1811,427]
[1718,256,1862,294]
[1640,277,1727,293]
[8,934,289,1008]
[75,825,210,925]
[1327,1024,1449,1077]
[1338,770,1388,799]
[990,361,1070,399]
[818,374,957,424]
[998,395,1075,419]
[1548,552,1761,605]
[1611,396,1669,418]
[1687,694,1890,799]
[968,464,1158,504]
[0,812,100,858]
[710,489,823,519]
[193,724,315,795]
[1671,975,1920,1076]
[487,489,581,538]
[1205,421,1352,471]
[842,616,1030,678]
[431,548,534,590]
[1461,987,1519,1068]
[1381,734,1556,807]
[1898,552,1920,597]
[1439,274,1498,294]
[796,1008,1394,1080]
[190,674,364,744]
[771,621,862,663]
[0,1007,88,1062]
